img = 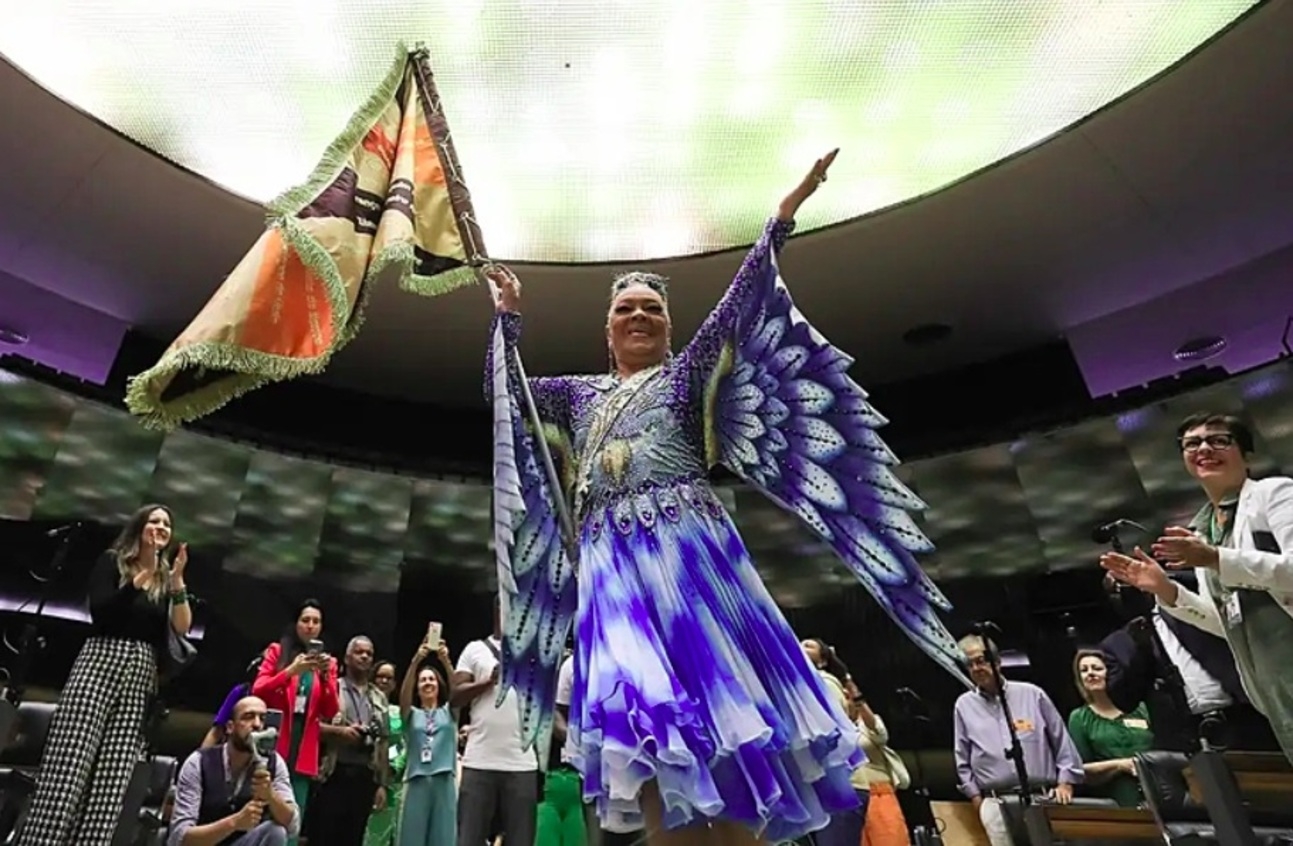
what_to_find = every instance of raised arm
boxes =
[437,642,456,703]
[400,640,433,721]
[677,150,837,388]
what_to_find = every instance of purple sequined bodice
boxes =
[490,216,793,536]
[563,365,713,530]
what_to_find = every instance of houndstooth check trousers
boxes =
[17,637,156,846]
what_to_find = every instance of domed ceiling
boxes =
[0,0,1260,262]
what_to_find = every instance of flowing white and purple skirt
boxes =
[565,481,862,842]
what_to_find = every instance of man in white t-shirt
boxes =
[452,596,538,846]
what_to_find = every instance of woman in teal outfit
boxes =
[396,634,457,846]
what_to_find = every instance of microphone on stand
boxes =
[971,620,1034,806]
[1091,519,1148,552]
[45,521,82,539]
[1058,612,1080,645]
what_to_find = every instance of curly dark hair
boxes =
[610,271,669,301]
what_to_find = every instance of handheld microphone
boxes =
[45,522,82,539]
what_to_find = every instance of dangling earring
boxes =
[664,336,674,368]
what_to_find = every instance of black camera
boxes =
[356,713,386,748]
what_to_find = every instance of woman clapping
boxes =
[19,504,192,845]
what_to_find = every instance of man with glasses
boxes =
[1101,412,1293,762]
[953,635,1083,846]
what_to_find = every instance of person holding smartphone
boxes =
[253,599,340,845]
[396,624,457,846]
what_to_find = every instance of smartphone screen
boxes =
[264,709,284,731]
[426,622,442,650]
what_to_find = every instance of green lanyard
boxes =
[1208,510,1225,546]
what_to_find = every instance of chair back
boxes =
[0,702,56,769]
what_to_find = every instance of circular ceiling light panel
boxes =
[0,1,1259,263]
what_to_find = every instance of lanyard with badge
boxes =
[421,708,438,765]
[1208,508,1244,628]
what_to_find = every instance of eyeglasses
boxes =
[1179,433,1236,453]
[965,656,992,669]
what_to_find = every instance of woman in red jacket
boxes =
[253,599,339,844]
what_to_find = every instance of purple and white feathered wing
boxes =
[490,317,578,762]
[702,246,970,687]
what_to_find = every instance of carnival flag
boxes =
[127,45,484,428]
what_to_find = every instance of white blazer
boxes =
[1161,476,1293,639]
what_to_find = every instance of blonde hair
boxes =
[1072,649,1106,704]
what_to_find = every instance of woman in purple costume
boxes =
[486,152,966,846]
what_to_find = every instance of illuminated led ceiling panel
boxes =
[1,1,1259,262]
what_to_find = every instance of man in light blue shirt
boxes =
[953,635,1083,846]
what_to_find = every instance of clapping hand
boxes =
[1100,546,1176,603]
[171,542,189,581]
[1152,526,1220,569]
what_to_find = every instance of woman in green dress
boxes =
[1067,649,1154,807]
[365,661,405,846]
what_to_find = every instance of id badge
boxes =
[1225,592,1244,627]
[420,747,434,764]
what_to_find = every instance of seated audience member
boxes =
[1066,649,1153,807]
[953,635,1083,846]
[1101,573,1279,753]
[169,696,299,846]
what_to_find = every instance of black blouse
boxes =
[86,551,169,653]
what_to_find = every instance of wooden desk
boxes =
[1220,752,1292,774]
[929,801,991,846]
[1185,751,1293,803]
[1025,804,1161,844]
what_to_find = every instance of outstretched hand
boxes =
[1100,546,1177,604]
[777,149,839,222]
[486,264,521,314]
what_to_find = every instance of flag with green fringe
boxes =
[126,44,484,429]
